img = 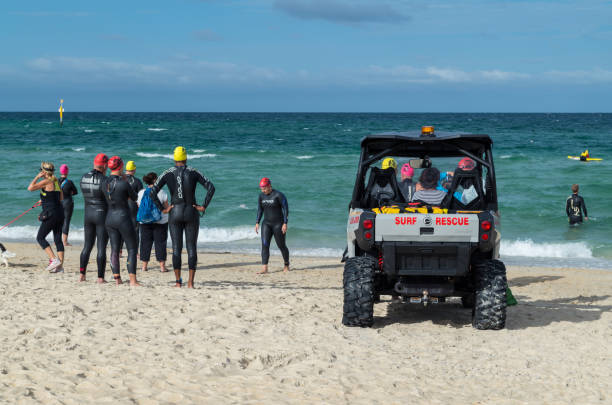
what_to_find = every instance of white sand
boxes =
[0,242,610,404]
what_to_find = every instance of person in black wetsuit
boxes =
[79,153,109,283]
[103,156,140,286]
[255,177,289,274]
[59,164,78,247]
[150,146,215,288]
[566,183,588,225]
[28,162,65,273]
[124,160,144,250]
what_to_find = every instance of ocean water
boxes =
[0,112,610,269]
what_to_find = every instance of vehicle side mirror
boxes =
[409,159,431,169]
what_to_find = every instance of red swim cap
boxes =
[107,156,123,171]
[94,153,109,166]
[458,157,476,171]
[259,177,271,187]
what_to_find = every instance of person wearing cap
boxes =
[79,153,109,283]
[28,162,65,273]
[381,157,397,171]
[103,156,140,286]
[398,163,415,202]
[123,160,144,251]
[255,177,290,274]
[411,167,447,205]
[150,146,215,288]
[58,164,78,246]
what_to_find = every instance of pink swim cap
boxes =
[401,164,414,178]
[59,164,69,175]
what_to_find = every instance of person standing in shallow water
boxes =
[255,177,289,274]
[566,184,588,225]
[58,164,78,247]
[103,156,140,286]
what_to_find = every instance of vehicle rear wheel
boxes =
[472,259,507,330]
[342,255,377,327]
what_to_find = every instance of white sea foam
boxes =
[84,129,95,133]
[136,152,216,159]
[147,128,168,132]
[500,239,593,259]
[197,226,258,243]
[101,121,111,124]
[296,155,313,160]
[238,204,249,210]
[500,155,512,159]
[193,149,206,153]
[72,147,85,152]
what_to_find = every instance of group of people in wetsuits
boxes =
[28,146,291,287]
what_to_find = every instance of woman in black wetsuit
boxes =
[27,162,65,273]
[103,156,140,286]
[255,177,289,274]
[59,164,78,247]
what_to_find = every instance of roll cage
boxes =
[350,131,499,211]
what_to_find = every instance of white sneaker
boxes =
[45,258,62,272]
[50,265,64,273]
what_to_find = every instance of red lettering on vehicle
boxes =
[435,217,470,226]
[395,216,416,225]
[349,216,360,224]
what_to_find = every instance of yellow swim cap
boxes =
[126,161,136,171]
[382,157,397,170]
[174,146,187,161]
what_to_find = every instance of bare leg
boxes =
[114,275,123,285]
[187,269,195,288]
[58,251,65,265]
[141,260,149,272]
[62,233,71,246]
[129,274,140,287]
[174,269,182,287]
[159,261,167,272]
[43,246,56,261]
[96,277,106,284]
[283,264,290,273]
[79,273,86,282]
[257,264,268,274]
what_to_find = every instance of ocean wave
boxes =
[500,155,512,159]
[0,225,256,244]
[136,152,216,159]
[147,128,168,132]
[72,147,85,152]
[193,149,206,153]
[500,239,593,259]
[296,155,313,159]
[238,204,249,210]
[84,129,95,133]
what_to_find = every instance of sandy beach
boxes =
[0,242,610,404]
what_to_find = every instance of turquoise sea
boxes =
[0,112,610,269]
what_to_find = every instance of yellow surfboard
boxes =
[568,156,603,161]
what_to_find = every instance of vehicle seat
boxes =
[441,167,485,210]
[362,167,405,208]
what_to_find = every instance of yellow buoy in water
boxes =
[58,99,64,127]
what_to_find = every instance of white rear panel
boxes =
[375,213,480,243]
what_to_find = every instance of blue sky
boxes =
[1,0,611,112]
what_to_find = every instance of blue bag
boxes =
[137,188,162,224]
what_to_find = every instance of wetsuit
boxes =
[122,174,144,250]
[103,175,138,276]
[151,165,215,271]
[566,194,588,225]
[79,169,109,278]
[256,189,289,265]
[60,176,78,235]
[399,179,415,202]
[36,179,65,252]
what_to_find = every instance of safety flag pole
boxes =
[0,201,42,233]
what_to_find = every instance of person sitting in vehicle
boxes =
[411,167,447,205]
[398,163,415,202]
